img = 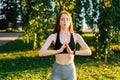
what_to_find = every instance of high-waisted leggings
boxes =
[50,62,77,80]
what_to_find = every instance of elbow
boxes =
[87,49,92,56]
[39,53,42,56]
[84,48,92,56]
[38,50,44,56]
[38,52,42,56]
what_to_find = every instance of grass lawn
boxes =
[0,35,120,80]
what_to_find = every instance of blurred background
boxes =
[0,0,120,79]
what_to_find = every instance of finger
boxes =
[62,43,66,48]
[65,43,70,49]
[64,41,68,46]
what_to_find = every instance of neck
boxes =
[60,30,70,39]
[60,29,69,34]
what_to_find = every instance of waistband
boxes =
[54,62,74,67]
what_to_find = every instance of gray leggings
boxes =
[50,62,77,80]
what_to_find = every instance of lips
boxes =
[64,23,67,25]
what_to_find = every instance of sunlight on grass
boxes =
[0,50,38,59]
[0,33,120,80]
[0,68,52,80]
[76,61,120,80]
[82,33,95,37]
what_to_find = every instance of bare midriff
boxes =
[55,53,74,65]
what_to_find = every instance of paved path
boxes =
[0,32,24,46]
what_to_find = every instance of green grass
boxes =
[0,38,33,53]
[75,56,120,80]
[0,50,120,80]
[0,29,24,33]
[0,35,120,80]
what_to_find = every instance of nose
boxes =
[64,19,67,23]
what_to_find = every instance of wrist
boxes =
[73,50,76,55]
[57,49,62,54]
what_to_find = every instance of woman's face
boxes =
[59,14,70,30]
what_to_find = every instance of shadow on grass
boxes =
[0,39,34,53]
[75,51,120,67]
[0,55,98,73]
[1,55,120,72]
[0,56,55,72]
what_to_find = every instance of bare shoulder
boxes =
[49,33,56,38]
[47,33,57,43]
[73,33,82,38]
[73,33,83,42]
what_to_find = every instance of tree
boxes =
[75,0,84,33]
[23,0,120,57]
[23,0,53,49]
[20,0,36,27]
[23,0,76,49]
[94,0,120,62]
[0,0,18,31]
[75,0,120,62]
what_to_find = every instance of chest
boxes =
[59,34,70,44]
[54,32,75,51]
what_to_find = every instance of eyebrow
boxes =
[60,17,69,19]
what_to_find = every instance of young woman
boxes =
[39,10,92,80]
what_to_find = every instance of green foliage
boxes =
[0,0,18,30]
[23,0,76,49]
[53,0,75,14]
[85,0,99,27]
[75,0,99,34]
[75,0,83,34]
[20,0,36,26]
[75,0,99,28]
[20,0,120,61]
[93,0,120,62]
[22,0,54,49]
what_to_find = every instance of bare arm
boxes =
[39,34,65,56]
[74,33,92,56]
